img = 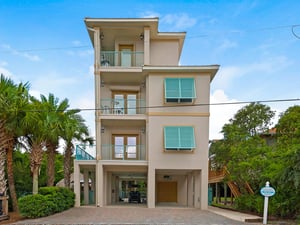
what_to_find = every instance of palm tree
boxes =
[21,96,48,194]
[0,74,30,212]
[61,111,93,188]
[38,94,71,187]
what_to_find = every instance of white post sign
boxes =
[260,181,276,224]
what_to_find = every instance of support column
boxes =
[187,173,194,207]
[83,169,89,205]
[200,168,209,209]
[97,163,104,207]
[194,171,201,208]
[143,27,150,65]
[147,167,155,208]
[74,162,81,207]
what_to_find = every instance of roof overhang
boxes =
[142,65,220,81]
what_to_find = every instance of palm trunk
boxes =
[46,143,57,186]
[64,143,73,188]
[0,121,7,196]
[6,137,19,212]
[30,142,43,195]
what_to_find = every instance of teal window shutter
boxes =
[164,126,196,150]
[165,78,196,102]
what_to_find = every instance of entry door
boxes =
[157,182,177,202]
[113,135,138,160]
[113,92,138,115]
[119,45,133,67]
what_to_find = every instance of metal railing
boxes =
[101,144,146,160]
[75,144,146,161]
[76,145,96,160]
[100,51,144,67]
[100,98,146,115]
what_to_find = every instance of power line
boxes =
[0,45,91,53]
[8,97,298,113]
[1,24,299,54]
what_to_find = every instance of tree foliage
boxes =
[210,103,300,218]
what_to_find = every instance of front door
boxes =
[119,45,133,67]
[113,135,138,160]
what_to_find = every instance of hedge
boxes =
[18,187,75,218]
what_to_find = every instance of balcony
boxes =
[102,144,146,160]
[101,51,144,67]
[75,144,146,161]
[76,145,96,160]
[100,98,146,115]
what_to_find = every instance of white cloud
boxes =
[139,11,161,18]
[1,44,40,62]
[0,66,13,78]
[212,56,292,90]
[209,89,245,140]
[219,39,238,51]
[161,13,197,30]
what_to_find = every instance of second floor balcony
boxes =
[101,51,144,67]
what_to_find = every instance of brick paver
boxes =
[11,206,257,225]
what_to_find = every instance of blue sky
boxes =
[1,0,299,140]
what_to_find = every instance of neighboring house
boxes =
[73,17,219,209]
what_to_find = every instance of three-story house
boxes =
[73,17,219,209]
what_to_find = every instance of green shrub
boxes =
[18,187,75,218]
[18,194,54,218]
[234,194,264,215]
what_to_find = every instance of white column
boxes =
[147,167,155,208]
[74,162,81,207]
[97,163,104,207]
[200,169,208,209]
[187,173,194,207]
[83,169,89,205]
[144,27,150,65]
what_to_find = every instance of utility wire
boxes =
[1,24,299,54]
[5,98,299,113]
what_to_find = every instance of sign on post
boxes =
[260,181,276,224]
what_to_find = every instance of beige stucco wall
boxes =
[150,40,180,65]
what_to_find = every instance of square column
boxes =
[147,167,155,208]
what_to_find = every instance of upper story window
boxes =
[164,126,196,151]
[164,78,196,103]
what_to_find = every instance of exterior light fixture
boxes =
[100,32,104,40]
[139,33,144,40]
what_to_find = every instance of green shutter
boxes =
[164,127,180,149]
[165,78,180,99]
[164,126,195,150]
[180,78,195,99]
[165,78,196,102]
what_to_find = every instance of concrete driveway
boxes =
[11,206,261,225]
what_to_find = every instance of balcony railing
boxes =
[100,98,146,115]
[101,144,146,160]
[76,145,96,160]
[75,144,146,161]
[101,51,144,67]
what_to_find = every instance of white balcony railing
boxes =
[101,51,144,67]
[100,98,146,115]
[101,144,146,160]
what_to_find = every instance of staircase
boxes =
[75,145,95,160]
[208,167,254,197]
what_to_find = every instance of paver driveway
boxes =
[11,206,256,225]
